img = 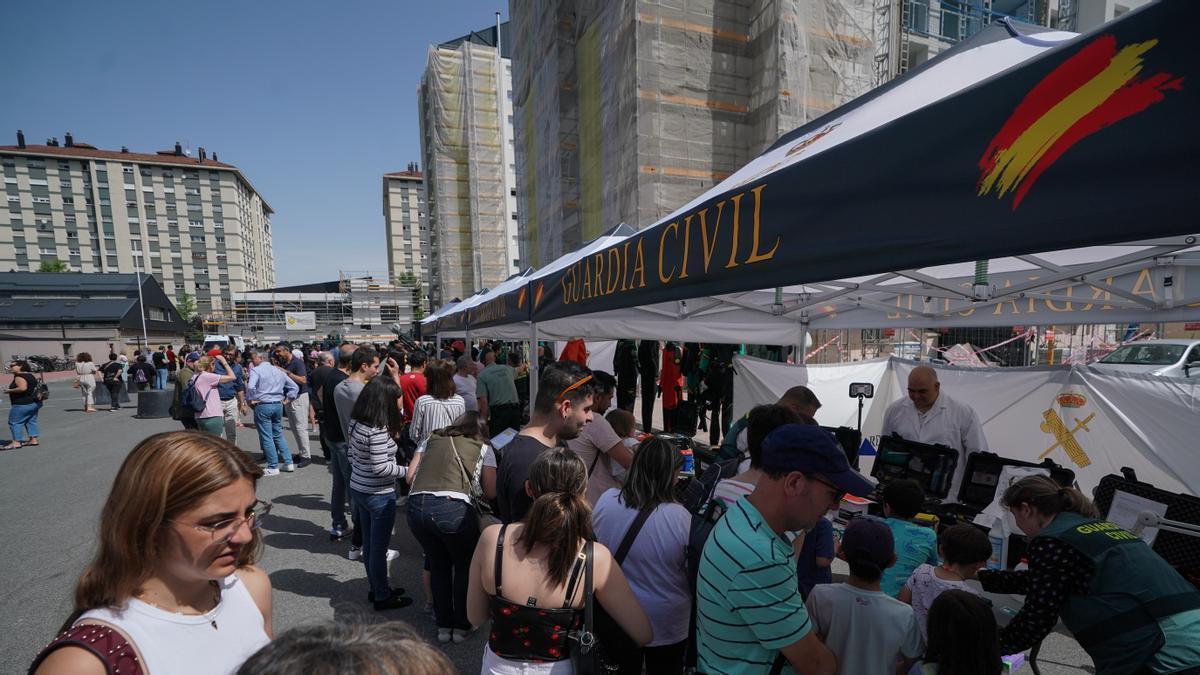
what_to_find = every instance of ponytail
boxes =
[1001,475,1099,518]
[517,491,595,587]
[514,447,594,587]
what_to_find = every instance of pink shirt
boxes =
[193,371,224,419]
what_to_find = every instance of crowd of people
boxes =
[21,338,1200,675]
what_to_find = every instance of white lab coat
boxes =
[880,392,988,501]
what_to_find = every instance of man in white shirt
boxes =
[566,371,634,504]
[881,365,988,499]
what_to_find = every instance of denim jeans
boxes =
[330,440,362,546]
[8,402,41,441]
[352,489,398,602]
[406,493,480,630]
[253,402,292,469]
[156,367,168,389]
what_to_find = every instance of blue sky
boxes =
[0,0,508,286]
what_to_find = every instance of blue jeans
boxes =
[253,402,292,469]
[8,402,41,442]
[155,367,168,389]
[352,489,398,602]
[407,493,480,630]
[329,440,363,546]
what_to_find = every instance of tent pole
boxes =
[799,321,810,365]
[529,322,539,403]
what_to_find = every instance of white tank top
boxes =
[78,572,269,675]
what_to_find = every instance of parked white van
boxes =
[1089,339,1200,378]
[202,334,246,353]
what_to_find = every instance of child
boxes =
[795,515,835,599]
[605,408,640,484]
[880,479,939,596]
[909,589,1003,675]
[806,516,924,675]
[900,523,992,638]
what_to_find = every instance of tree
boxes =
[175,292,197,322]
[37,258,68,272]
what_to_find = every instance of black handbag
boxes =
[592,506,653,673]
[568,540,623,675]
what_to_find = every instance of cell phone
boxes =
[678,447,695,478]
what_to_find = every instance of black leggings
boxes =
[639,371,657,432]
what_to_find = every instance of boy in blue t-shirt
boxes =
[796,515,835,599]
[880,479,938,596]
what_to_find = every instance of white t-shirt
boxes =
[454,373,478,412]
[806,583,924,675]
[609,436,639,483]
[592,488,692,646]
[712,477,756,509]
[902,563,978,638]
[567,413,625,504]
[881,392,988,498]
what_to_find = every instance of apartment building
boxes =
[417,22,520,306]
[0,131,275,317]
[382,166,431,311]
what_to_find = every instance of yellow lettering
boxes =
[1131,267,1158,301]
[994,279,1024,316]
[1045,285,1075,312]
[679,214,693,279]
[888,295,903,320]
[606,247,621,295]
[726,192,743,269]
[582,256,592,299]
[744,184,779,264]
[659,221,679,284]
[632,239,646,288]
[593,253,604,297]
[699,204,721,273]
[620,241,632,292]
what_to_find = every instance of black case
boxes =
[821,426,862,469]
[1093,474,1200,574]
[870,435,959,500]
[955,451,1076,514]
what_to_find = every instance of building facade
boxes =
[229,272,419,344]
[0,271,188,365]
[418,22,520,307]
[382,167,431,313]
[509,0,876,266]
[0,132,275,318]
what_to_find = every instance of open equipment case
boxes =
[1093,474,1200,586]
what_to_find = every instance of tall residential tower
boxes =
[383,166,430,311]
[417,22,520,307]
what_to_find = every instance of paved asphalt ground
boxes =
[0,380,1095,674]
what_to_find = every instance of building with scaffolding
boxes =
[417,21,520,308]
[509,0,876,266]
[383,166,430,312]
[228,271,419,344]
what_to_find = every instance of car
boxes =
[1089,339,1200,378]
[202,334,246,354]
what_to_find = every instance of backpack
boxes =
[181,375,210,414]
[135,367,148,384]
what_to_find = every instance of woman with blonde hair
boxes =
[30,431,274,675]
[74,352,98,413]
[468,447,652,674]
[190,354,238,436]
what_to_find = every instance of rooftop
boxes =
[384,170,423,181]
[0,271,151,293]
[0,143,235,169]
[438,21,511,59]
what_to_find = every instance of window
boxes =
[147,306,168,321]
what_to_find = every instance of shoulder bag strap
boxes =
[588,449,602,477]
[448,436,478,495]
[768,652,787,675]
[562,546,588,609]
[614,506,654,564]
[494,523,509,597]
[582,540,595,634]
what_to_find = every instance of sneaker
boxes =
[348,546,362,561]
[386,548,399,561]
[437,628,452,644]
[452,627,474,643]
[296,457,312,468]
[329,524,350,541]
[367,588,405,602]
[372,593,414,611]
[281,463,295,472]
[262,467,281,476]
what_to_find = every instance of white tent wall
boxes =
[552,340,617,375]
[733,355,1198,496]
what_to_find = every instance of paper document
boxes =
[973,466,1050,527]
[490,427,519,451]
[1106,489,1169,546]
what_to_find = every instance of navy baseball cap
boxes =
[760,424,875,497]
[841,516,895,569]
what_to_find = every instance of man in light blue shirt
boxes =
[247,349,299,475]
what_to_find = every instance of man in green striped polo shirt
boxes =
[696,424,875,674]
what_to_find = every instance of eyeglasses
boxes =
[175,500,272,543]
[804,473,845,504]
[556,374,594,403]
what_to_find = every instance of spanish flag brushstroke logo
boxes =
[533,282,545,309]
[517,286,527,310]
[978,33,1182,209]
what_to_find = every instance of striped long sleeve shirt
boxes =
[408,394,466,445]
[347,421,404,495]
